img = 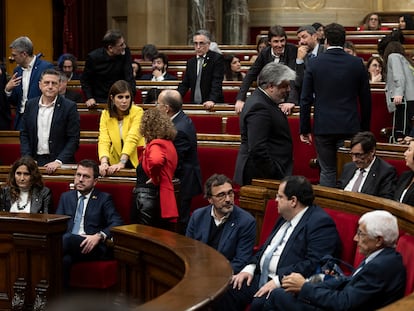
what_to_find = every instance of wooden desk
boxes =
[111,224,232,310]
[0,213,69,310]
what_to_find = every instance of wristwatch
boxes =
[120,158,127,165]
[99,231,106,241]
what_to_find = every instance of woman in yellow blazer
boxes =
[98,80,144,176]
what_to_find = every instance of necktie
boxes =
[351,169,365,192]
[259,221,291,287]
[72,195,85,234]
[194,57,204,104]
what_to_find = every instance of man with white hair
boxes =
[264,210,406,311]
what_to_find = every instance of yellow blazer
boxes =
[98,105,145,168]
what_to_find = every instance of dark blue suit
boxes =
[264,248,406,311]
[20,95,80,165]
[338,157,397,199]
[56,188,124,287]
[7,56,53,130]
[140,72,178,80]
[300,47,371,187]
[172,110,202,225]
[212,205,341,311]
[177,50,224,103]
[186,205,256,273]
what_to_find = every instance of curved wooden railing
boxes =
[239,178,414,311]
[111,224,233,311]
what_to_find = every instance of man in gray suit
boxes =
[337,131,396,199]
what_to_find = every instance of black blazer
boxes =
[20,95,80,164]
[394,170,414,206]
[236,43,298,103]
[0,186,52,213]
[177,50,224,103]
[337,157,397,199]
[234,88,293,186]
[300,48,371,136]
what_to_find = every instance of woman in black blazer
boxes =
[394,140,414,206]
[0,156,52,213]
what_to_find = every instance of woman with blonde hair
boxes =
[98,80,145,176]
[131,108,178,229]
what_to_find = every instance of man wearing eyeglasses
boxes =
[263,210,406,311]
[337,131,396,199]
[177,29,224,110]
[81,29,135,106]
[186,174,256,274]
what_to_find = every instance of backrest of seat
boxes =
[258,199,279,247]
[190,115,223,134]
[396,234,414,295]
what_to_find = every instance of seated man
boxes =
[140,52,178,81]
[264,210,406,311]
[186,174,256,273]
[211,175,341,311]
[337,131,396,199]
[55,159,124,289]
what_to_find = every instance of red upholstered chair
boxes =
[396,234,414,295]
[79,113,101,131]
[225,115,240,135]
[385,158,407,177]
[75,144,99,163]
[370,90,392,142]
[324,208,360,274]
[44,181,71,213]
[0,143,21,165]
[257,199,279,248]
[190,115,223,134]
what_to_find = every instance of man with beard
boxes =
[186,174,256,274]
[234,63,296,186]
[140,53,177,81]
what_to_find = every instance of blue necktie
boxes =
[72,195,85,234]
[259,222,291,287]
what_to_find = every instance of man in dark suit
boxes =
[81,29,135,106]
[5,36,54,130]
[211,175,341,311]
[338,131,396,199]
[263,210,406,311]
[300,23,371,187]
[156,89,202,232]
[186,174,256,273]
[234,62,295,186]
[56,159,124,289]
[295,25,325,105]
[20,69,80,174]
[235,25,298,113]
[177,29,224,110]
[140,52,178,81]
[58,72,83,103]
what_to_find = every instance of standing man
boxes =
[156,89,202,232]
[235,25,298,113]
[5,36,54,130]
[234,63,295,186]
[186,174,256,274]
[338,131,396,199]
[20,69,80,173]
[211,175,341,311]
[140,53,178,81]
[177,29,224,110]
[264,210,406,311]
[81,29,135,106]
[300,23,371,187]
[295,25,324,104]
[56,159,124,289]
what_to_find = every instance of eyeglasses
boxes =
[356,229,369,238]
[193,41,208,47]
[211,189,234,200]
[349,152,368,159]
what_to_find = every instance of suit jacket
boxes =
[297,248,406,311]
[81,46,135,102]
[337,157,397,199]
[7,56,54,130]
[172,110,202,199]
[140,72,178,81]
[56,188,124,238]
[253,205,340,282]
[236,43,298,103]
[142,138,178,219]
[0,186,52,213]
[300,48,371,136]
[98,105,145,168]
[394,170,414,206]
[186,205,256,273]
[20,95,80,164]
[234,88,293,186]
[64,89,84,103]
[177,50,224,103]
